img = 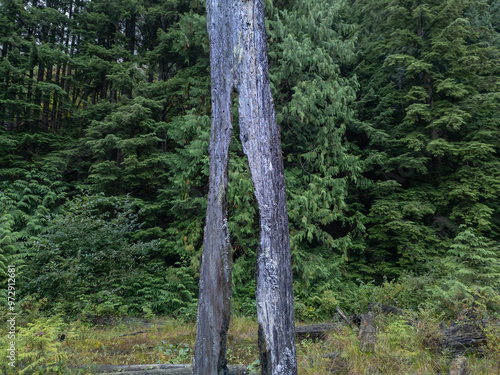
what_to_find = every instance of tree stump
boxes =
[358,312,376,353]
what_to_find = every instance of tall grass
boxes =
[1,311,499,374]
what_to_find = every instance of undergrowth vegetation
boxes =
[0,307,499,374]
[1,187,499,374]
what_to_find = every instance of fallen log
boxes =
[441,322,486,356]
[367,303,405,316]
[68,364,187,373]
[295,323,338,340]
[119,331,146,337]
[72,364,248,374]
[91,364,188,372]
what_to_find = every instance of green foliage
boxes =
[158,342,191,364]
[446,226,500,286]
[83,95,170,196]
[332,274,431,315]
[0,0,499,322]
[0,213,19,281]
[0,171,67,290]
[333,274,500,319]
[0,315,73,375]
[0,172,66,231]
[24,193,195,318]
[382,316,418,359]
[352,0,500,280]
[264,0,368,309]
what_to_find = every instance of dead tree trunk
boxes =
[193,1,297,375]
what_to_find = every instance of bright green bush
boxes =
[0,315,73,375]
[24,193,196,318]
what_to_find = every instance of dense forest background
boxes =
[1,0,499,321]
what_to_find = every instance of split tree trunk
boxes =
[193,1,297,375]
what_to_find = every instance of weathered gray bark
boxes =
[358,312,376,353]
[193,1,297,375]
[336,307,356,330]
[440,322,487,356]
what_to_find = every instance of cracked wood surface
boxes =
[193,1,297,374]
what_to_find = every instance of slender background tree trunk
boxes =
[194,1,297,374]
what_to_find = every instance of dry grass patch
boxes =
[2,313,500,374]
[64,317,196,366]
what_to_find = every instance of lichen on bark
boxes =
[193,1,297,374]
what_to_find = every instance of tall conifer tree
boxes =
[352,0,500,280]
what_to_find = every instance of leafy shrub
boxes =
[429,280,500,319]
[332,274,432,315]
[332,273,500,319]
[24,193,196,318]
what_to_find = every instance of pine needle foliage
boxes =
[265,0,368,315]
[447,226,500,287]
[0,0,499,320]
[0,213,19,281]
[352,0,500,281]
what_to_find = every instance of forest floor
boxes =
[38,314,500,374]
